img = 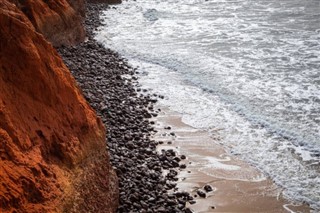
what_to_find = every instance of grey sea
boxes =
[96,0,320,210]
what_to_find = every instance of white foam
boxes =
[96,0,320,210]
[202,156,241,171]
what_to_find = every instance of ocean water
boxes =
[96,0,320,210]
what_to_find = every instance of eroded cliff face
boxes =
[0,0,118,212]
[8,0,86,47]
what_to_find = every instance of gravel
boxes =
[58,2,195,212]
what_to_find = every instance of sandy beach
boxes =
[153,106,311,212]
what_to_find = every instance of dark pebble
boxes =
[57,2,192,212]
[196,189,206,198]
[204,184,213,192]
[185,208,194,213]
[179,164,187,169]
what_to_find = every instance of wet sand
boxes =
[153,106,311,213]
[59,2,313,212]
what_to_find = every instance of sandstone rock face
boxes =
[8,0,86,46]
[0,1,118,212]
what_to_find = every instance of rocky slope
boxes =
[0,0,118,212]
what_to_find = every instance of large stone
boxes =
[0,1,118,212]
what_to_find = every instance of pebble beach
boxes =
[59,2,314,212]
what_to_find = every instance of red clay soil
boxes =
[7,0,86,47]
[0,1,118,212]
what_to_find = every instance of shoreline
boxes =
[152,106,311,212]
[59,2,312,213]
[59,3,194,212]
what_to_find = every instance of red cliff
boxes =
[8,0,86,47]
[0,0,118,212]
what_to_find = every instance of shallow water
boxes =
[96,0,320,210]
